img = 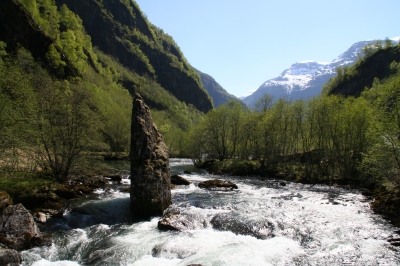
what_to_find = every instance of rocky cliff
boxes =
[130,94,171,218]
[56,0,213,113]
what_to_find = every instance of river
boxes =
[21,158,400,265]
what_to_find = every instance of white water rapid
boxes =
[21,159,400,265]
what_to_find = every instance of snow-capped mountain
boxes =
[241,40,385,108]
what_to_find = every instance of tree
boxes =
[255,94,274,112]
[34,79,101,180]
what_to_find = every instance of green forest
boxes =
[0,0,205,188]
[188,40,400,193]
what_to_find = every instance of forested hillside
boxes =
[0,0,208,180]
[323,39,400,96]
[195,68,247,108]
[190,40,400,194]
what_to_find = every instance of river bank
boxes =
[195,159,400,227]
[19,158,400,265]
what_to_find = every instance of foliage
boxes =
[188,94,375,186]
[0,0,207,180]
[0,172,61,202]
[322,40,400,96]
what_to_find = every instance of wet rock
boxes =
[120,186,130,193]
[184,170,192,175]
[18,193,65,211]
[0,204,52,250]
[171,174,190,185]
[210,213,275,239]
[105,175,122,183]
[54,187,79,199]
[280,181,287,186]
[130,93,171,218]
[158,208,205,231]
[0,248,22,266]
[33,212,47,224]
[38,208,63,219]
[198,179,238,190]
[0,191,12,212]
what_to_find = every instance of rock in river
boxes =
[171,174,190,185]
[0,248,22,266]
[130,93,171,218]
[198,179,238,190]
[0,204,52,250]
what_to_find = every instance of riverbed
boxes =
[21,159,400,265]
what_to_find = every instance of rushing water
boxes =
[22,159,400,265]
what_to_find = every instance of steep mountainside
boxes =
[0,0,52,59]
[242,40,377,108]
[327,45,400,96]
[0,0,210,159]
[56,0,213,113]
[195,68,246,107]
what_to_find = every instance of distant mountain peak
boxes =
[241,39,395,108]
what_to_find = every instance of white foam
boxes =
[31,260,81,266]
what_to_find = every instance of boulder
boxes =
[158,208,205,232]
[198,179,238,190]
[105,174,123,183]
[0,204,52,250]
[33,212,47,224]
[184,170,192,174]
[0,191,12,212]
[130,94,171,218]
[0,248,22,266]
[211,213,275,239]
[171,174,190,186]
[18,192,65,211]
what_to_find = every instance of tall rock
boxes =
[130,93,171,218]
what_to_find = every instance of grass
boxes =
[0,171,62,202]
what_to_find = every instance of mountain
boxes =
[242,40,378,108]
[56,0,213,113]
[0,0,215,159]
[195,68,246,108]
[326,44,400,97]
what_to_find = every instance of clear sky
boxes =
[134,0,400,98]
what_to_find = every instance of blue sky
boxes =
[134,0,400,97]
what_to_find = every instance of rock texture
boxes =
[198,179,238,190]
[0,204,51,250]
[0,191,12,212]
[158,208,205,232]
[211,213,275,239]
[170,174,190,186]
[0,248,22,266]
[130,93,171,218]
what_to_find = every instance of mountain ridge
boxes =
[242,40,386,107]
[195,68,246,108]
[56,0,213,113]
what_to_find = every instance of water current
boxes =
[21,159,400,265]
